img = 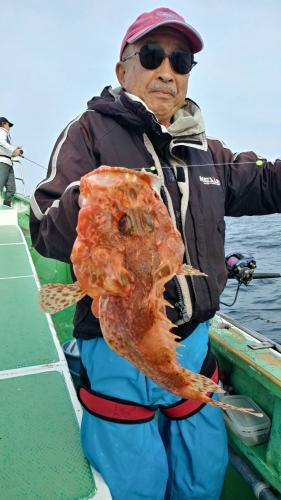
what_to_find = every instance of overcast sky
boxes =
[1,0,281,194]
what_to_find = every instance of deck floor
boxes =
[0,219,97,499]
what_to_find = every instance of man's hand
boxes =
[12,146,23,157]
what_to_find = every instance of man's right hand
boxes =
[12,146,23,157]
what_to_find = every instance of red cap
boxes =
[120,8,203,59]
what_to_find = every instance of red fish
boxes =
[40,166,262,416]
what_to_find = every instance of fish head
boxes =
[79,166,157,236]
[71,166,165,298]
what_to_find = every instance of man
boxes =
[0,117,22,206]
[30,7,281,500]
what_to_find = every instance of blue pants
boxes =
[77,322,228,500]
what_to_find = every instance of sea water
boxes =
[220,214,281,342]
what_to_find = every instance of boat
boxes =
[1,192,281,499]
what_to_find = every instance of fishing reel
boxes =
[222,253,281,307]
[221,253,256,307]
[225,253,256,285]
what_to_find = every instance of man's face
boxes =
[2,123,10,131]
[116,28,191,127]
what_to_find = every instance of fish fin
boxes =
[163,299,174,309]
[187,372,225,395]
[201,395,263,417]
[183,373,262,416]
[178,264,207,277]
[156,308,174,324]
[40,281,86,314]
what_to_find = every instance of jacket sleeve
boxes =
[30,113,98,262]
[208,138,281,216]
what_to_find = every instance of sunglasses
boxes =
[122,43,197,75]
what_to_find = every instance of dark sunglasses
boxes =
[122,43,197,75]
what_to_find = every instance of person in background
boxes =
[29,7,281,500]
[0,117,22,206]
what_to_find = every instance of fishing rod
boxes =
[246,273,281,279]
[21,154,47,171]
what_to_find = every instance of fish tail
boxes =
[184,371,225,396]
[40,281,86,314]
[201,394,263,417]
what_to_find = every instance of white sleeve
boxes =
[0,128,14,153]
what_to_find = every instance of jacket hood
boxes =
[87,86,147,132]
[87,86,206,143]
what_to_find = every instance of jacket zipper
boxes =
[142,134,192,324]
[160,184,190,324]
[169,154,198,307]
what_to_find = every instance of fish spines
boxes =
[199,394,263,417]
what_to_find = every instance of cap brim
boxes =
[126,19,203,54]
[8,122,13,127]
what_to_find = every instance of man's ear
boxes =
[115,61,126,87]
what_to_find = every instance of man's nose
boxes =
[157,56,174,82]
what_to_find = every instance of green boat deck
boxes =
[0,208,111,499]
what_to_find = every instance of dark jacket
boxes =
[30,87,281,340]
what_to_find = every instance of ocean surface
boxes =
[220,214,281,343]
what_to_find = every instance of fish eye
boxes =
[118,215,133,235]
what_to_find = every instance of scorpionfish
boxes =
[40,166,261,416]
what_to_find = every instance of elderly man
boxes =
[30,7,281,500]
[0,117,22,206]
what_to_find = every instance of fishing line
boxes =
[21,155,47,171]
[19,157,267,173]
[220,282,242,307]
[144,160,265,172]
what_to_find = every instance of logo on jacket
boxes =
[199,176,221,186]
